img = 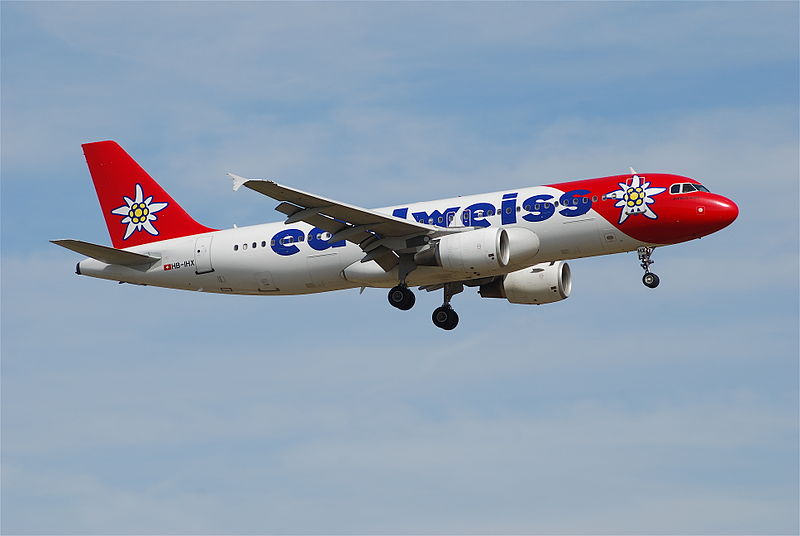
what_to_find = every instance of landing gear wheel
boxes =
[388,285,415,310]
[637,247,660,289]
[642,272,660,288]
[432,305,459,330]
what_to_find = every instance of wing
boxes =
[229,174,453,270]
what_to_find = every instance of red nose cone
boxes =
[712,196,739,230]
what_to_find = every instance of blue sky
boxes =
[2,2,798,534]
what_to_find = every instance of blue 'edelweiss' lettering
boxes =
[271,227,345,256]
[270,190,593,256]
[412,207,459,227]
[558,189,592,217]
[462,202,494,227]
[501,193,517,225]
[521,194,555,222]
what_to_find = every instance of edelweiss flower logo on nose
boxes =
[110,184,169,239]
[605,175,666,224]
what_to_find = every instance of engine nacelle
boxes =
[433,227,510,272]
[503,227,541,267]
[415,227,540,273]
[479,261,572,304]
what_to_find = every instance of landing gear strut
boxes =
[637,246,660,288]
[432,282,463,330]
[388,285,415,310]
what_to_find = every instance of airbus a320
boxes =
[53,141,739,330]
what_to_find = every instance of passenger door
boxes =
[194,235,214,274]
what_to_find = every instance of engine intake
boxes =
[479,261,572,304]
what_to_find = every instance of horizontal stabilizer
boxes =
[51,239,160,266]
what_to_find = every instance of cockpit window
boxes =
[671,182,710,194]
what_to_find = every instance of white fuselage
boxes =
[78,185,645,294]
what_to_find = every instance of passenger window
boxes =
[592,196,598,202]
[524,205,531,211]
[261,241,266,247]
[505,207,512,214]
[243,243,248,250]
[234,245,239,251]
[252,242,257,248]
[270,240,275,246]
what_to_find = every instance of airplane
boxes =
[52,141,739,330]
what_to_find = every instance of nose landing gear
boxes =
[642,271,660,288]
[638,246,660,288]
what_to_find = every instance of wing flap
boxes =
[51,239,159,266]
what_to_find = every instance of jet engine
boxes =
[414,227,540,273]
[479,261,572,304]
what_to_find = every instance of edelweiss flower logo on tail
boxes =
[111,184,169,239]
[605,175,666,224]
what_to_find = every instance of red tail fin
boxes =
[82,141,216,249]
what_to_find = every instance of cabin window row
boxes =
[520,196,598,212]
[422,196,602,223]
[233,232,333,251]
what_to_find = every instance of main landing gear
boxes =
[386,282,463,330]
[638,246,660,289]
[432,283,463,331]
[387,284,415,310]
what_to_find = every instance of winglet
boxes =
[629,167,638,175]
[228,172,250,192]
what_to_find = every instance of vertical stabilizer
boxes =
[82,141,215,248]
